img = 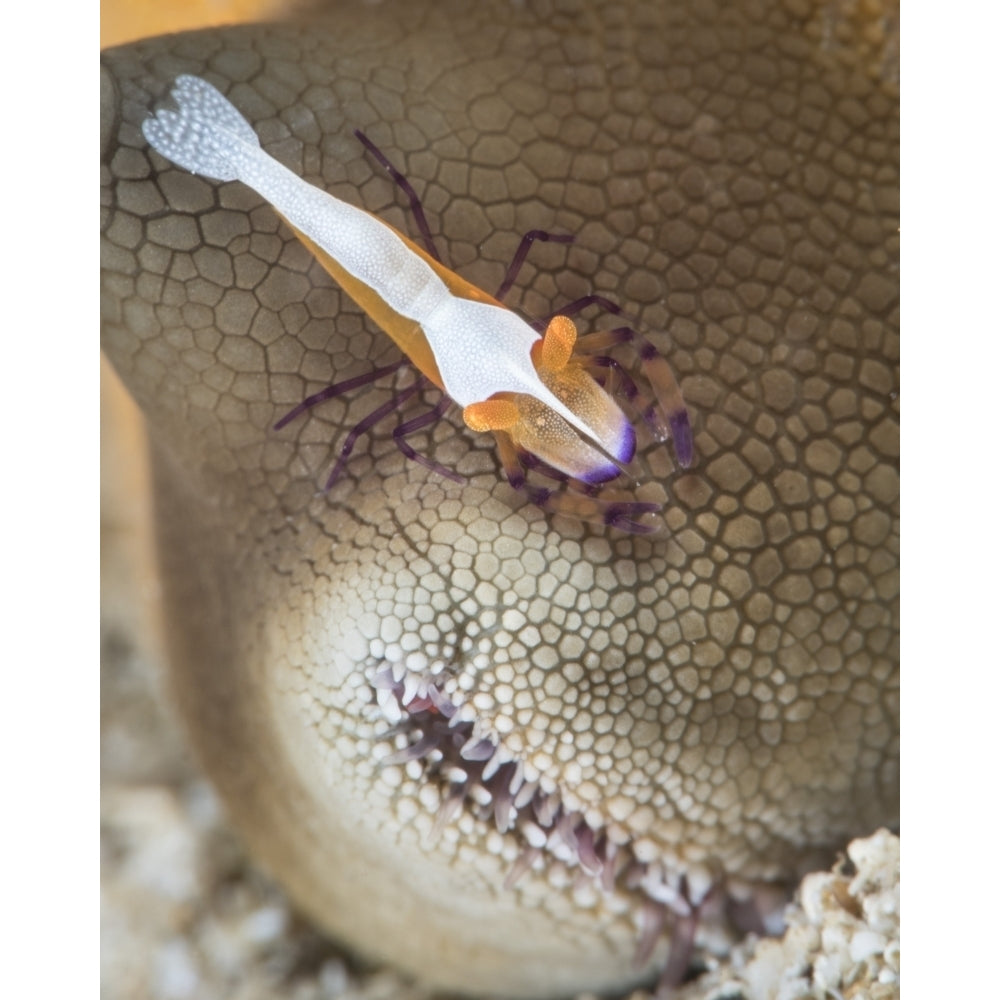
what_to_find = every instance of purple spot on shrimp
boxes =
[603,502,661,534]
[670,409,694,469]
[614,419,637,464]
[639,340,658,363]
[577,458,622,485]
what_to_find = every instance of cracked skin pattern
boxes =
[100,0,899,995]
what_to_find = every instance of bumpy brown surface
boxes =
[101,1,899,995]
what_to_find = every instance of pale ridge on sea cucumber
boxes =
[367,663,788,986]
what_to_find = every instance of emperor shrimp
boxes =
[142,74,693,533]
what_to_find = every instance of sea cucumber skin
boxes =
[100,1,899,993]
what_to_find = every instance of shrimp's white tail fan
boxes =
[142,75,260,182]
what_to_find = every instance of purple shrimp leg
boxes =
[491,433,661,534]
[523,485,661,535]
[576,334,663,437]
[494,230,575,302]
[353,129,442,262]
[273,359,409,430]
[543,294,693,469]
[582,353,643,410]
[322,380,424,489]
[274,353,459,487]
[392,386,465,484]
[541,292,623,324]
[354,132,575,299]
